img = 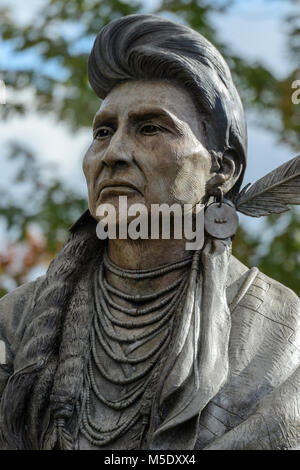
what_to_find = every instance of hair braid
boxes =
[0,216,101,449]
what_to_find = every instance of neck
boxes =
[107,237,191,270]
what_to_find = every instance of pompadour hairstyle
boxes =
[88,14,247,196]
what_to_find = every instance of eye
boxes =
[94,126,114,140]
[140,124,162,135]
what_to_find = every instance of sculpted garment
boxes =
[0,213,299,450]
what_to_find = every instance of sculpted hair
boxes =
[0,217,101,449]
[88,14,247,196]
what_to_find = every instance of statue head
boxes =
[83,14,247,220]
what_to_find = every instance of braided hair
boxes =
[0,214,101,449]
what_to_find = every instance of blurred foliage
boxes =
[0,0,299,296]
[232,211,300,296]
[0,144,86,292]
[0,143,86,251]
[1,0,299,146]
[256,211,300,295]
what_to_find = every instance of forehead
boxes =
[96,80,200,124]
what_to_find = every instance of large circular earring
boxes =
[204,187,239,239]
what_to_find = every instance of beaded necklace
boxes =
[77,251,193,448]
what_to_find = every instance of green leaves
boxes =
[0,144,86,254]
[1,0,299,147]
[0,0,143,130]
[0,0,299,296]
[233,210,300,296]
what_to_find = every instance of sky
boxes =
[0,0,298,245]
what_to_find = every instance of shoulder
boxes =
[0,277,44,394]
[227,256,300,325]
[227,256,300,373]
[226,256,300,388]
[0,276,45,358]
[244,268,300,356]
[212,257,300,425]
[254,269,300,325]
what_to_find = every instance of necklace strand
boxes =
[93,316,170,365]
[104,250,193,279]
[99,266,188,324]
[103,275,182,302]
[78,251,193,448]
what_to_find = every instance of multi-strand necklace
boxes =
[77,250,192,448]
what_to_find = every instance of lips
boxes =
[97,180,142,198]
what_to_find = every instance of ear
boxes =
[206,151,243,198]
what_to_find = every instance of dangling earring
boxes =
[204,187,239,239]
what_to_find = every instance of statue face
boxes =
[83,80,213,220]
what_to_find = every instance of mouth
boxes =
[97,180,143,198]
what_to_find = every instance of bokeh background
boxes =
[0,0,299,297]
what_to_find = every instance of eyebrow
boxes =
[93,111,117,130]
[129,108,185,135]
[93,107,185,135]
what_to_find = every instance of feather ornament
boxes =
[235,154,300,217]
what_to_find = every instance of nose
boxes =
[102,128,133,169]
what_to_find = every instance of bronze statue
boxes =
[0,14,299,450]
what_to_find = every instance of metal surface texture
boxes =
[204,202,239,239]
